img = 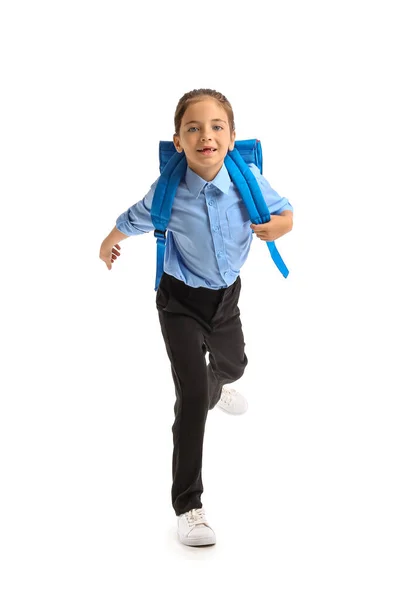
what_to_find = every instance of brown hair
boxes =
[174,88,235,135]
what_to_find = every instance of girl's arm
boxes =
[104,225,129,246]
[99,226,129,270]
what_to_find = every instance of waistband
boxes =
[162,272,239,296]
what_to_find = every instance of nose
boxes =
[201,128,212,141]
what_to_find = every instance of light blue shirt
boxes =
[116,163,293,289]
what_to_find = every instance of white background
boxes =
[1,0,410,597]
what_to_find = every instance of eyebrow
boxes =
[184,118,227,125]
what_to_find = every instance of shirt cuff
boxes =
[115,213,147,236]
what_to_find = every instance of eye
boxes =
[187,127,199,132]
[213,125,223,130]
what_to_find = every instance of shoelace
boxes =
[186,508,208,527]
[220,388,236,406]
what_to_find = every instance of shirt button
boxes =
[208,200,214,206]
[213,225,219,232]
[217,251,223,258]
[224,270,229,276]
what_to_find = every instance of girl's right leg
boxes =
[157,308,210,516]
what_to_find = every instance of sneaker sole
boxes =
[179,535,216,547]
[217,403,248,416]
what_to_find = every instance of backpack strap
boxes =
[151,151,186,290]
[226,148,289,278]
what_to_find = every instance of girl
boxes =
[99,89,293,546]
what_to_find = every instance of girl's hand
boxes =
[250,212,293,241]
[99,243,121,270]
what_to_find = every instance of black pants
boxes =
[156,272,248,516]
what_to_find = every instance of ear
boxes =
[173,134,183,153]
[228,129,236,151]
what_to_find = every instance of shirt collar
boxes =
[185,162,231,199]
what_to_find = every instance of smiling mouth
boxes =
[197,148,217,154]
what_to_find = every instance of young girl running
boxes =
[99,88,293,546]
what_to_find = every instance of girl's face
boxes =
[173,97,235,181]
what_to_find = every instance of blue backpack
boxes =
[151,139,289,291]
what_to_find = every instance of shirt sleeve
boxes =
[115,178,159,236]
[249,163,293,215]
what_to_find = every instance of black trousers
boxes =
[156,272,248,516]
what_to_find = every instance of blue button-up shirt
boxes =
[116,163,293,289]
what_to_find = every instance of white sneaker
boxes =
[177,508,216,546]
[217,387,248,415]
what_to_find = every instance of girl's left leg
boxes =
[205,277,248,409]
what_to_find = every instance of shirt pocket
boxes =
[226,202,251,243]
